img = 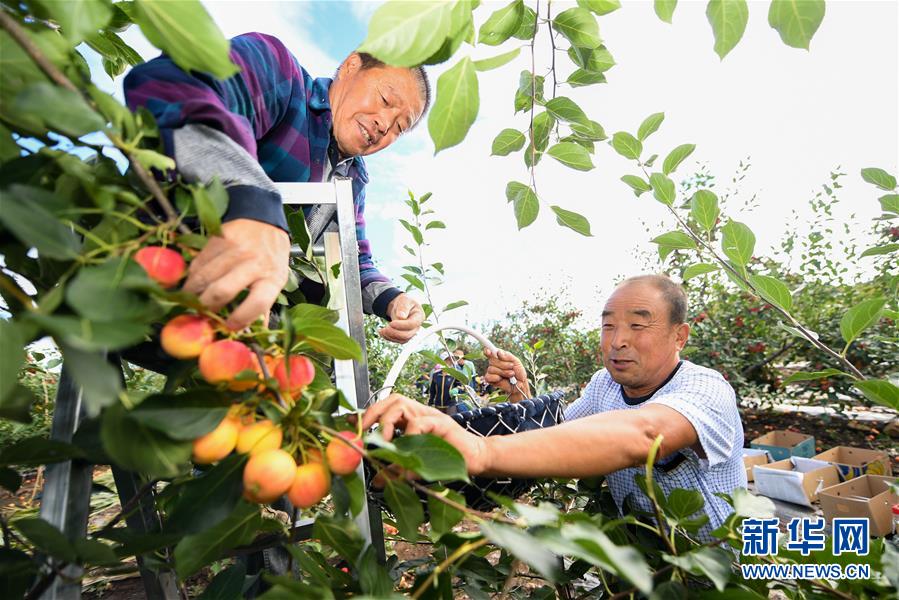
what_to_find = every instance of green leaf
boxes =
[400,218,424,245]
[556,523,652,592]
[637,112,665,141]
[0,320,26,403]
[0,467,22,494]
[861,167,897,191]
[474,48,520,72]
[192,185,223,235]
[73,538,118,566]
[547,142,594,171]
[14,518,77,563]
[425,220,446,230]
[60,344,123,418]
[566,68,607,87]
[578,0,621,16]
[570,119,606,141]
[768,0,825,50]
[101,403,192,479]
[34,0,113,44]
[25,313,149,351]
[491,128,526,156]
[383,480,424,541]
[551,206,592,236]
[730,487,775,518]
[129,390,230,441]
[65,258,150,322]
[665,488,705,521]
[0,185,82,260]
[506,181,539,230]
[429,57,479,153]
[174,501,262,578]
[133,0,239,79]
[132,148,175,173]
[621,175,652,197]
[649,173,676,206]
[654,0,678,23]
[652,231,696,251]
[531,111,554,151]
[196,564,246,600]
[443,300,468,311]
[853,379,899,411]
[683,263,719,281]
[553,7,602,49]
[720,220,755,267]
[690,190,719,232]
[664,547,731,591]
[662,143,695,175]
[167,455,246,535]
[14,82,106,138]
[312,516,363,564]
[0,437,86,468]
[422,0,475,65]
[839,297,886,346]
[879,194,899,214]
[860,244,899,258]
[357,545,393,597]
[611,131,642,160]
[567,45,615,73]
[395,434,469,481]
[748,274,792,312]
[481,522,560,582]
[427,487,465,535]
[706,0,749,59]
[293,322,362,361]
[478,0,524,46]
[544,97,590,126]
[0,385,34,424]
[783,369,849,385]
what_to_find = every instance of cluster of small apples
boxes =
[134,246,364,510]
[193,412,363,508]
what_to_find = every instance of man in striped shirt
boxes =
[364,275,746,540]
[125,33,428,341]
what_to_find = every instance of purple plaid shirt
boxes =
[124,32,400,316]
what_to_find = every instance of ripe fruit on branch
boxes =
[236,419,283,456]
[199,340,257,391]
[243,449,296,503]
[287,462,331,508]
[161,314,215,359]
[134,246,185,287]
[273,355,315,399]
[192,416,240,464]
[326,431,363,475]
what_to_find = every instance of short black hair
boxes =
[620,274,688,325]
[353,52,431,128]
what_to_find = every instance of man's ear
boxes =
[340,53,363,78]
[675,323,690,351]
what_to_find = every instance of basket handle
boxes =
[377,323,500,402]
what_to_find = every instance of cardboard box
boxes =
[753,457,840,507]
[743,448,771,482]
[750,430,816,461]
[813,446,892,481]
[818,475,899,537]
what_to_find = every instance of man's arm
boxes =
[350,175,423,342]
[124,33,298,329]
[361,395,699,479]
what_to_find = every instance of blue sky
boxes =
[85,1,896,329]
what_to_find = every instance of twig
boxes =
[0,9,190,236]
[528,0,541,194]
[410,537,489,600]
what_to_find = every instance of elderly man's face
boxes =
[330,54,424,157]
[600,282,689,397]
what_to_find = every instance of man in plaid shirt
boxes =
[125,33,428,341]
[365,275,747,539]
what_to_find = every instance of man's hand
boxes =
[485,348,530,402]
[361,393,489,475]
[379,293,424,344]
[182,219,290,330]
